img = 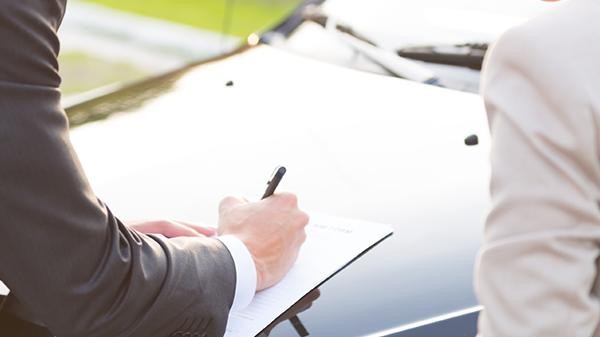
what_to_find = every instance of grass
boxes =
[59,52,148,96]
[59,1,300,99]
[83,0,302,37]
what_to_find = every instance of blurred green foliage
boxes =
[84,0,301,37]
[59,52,148,96]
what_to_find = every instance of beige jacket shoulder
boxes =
[476,0,600,336]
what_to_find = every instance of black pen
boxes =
[262,166,309,337]
[261,166,309,336]
[262,166,286,199]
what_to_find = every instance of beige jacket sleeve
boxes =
[475,9,600,337]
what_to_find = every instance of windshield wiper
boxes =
[302,6,440,85]
[397,43,488,70]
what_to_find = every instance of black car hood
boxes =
[69,45,491,336]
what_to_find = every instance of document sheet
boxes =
[224,214,393,337]
[0,281,8,296]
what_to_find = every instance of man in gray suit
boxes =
[0,1,309,336]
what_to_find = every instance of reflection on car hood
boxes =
[69,45,491,336]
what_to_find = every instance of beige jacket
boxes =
[476,0,600,336]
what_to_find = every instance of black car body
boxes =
[1,1,550,336]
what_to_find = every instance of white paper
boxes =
[0,281,8,296]
[224,214,393,337]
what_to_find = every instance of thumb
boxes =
[218,196,247,215]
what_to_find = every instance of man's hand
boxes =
[218,193,309,291]
[129,220,216,238]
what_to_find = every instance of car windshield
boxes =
[321,0,551,49]
[270,0,554,93]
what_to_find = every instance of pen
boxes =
[261,166,286,199]
[260,166,310,337]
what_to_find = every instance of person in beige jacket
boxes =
[476,0,600,336]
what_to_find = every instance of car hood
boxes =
[69,45,491,336]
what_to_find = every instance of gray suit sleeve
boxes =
[0,1,236,336]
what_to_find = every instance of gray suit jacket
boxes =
[0,1,236,336]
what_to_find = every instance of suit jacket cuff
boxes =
[217,235,257,311]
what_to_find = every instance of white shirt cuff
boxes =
[0,280,9,296]
[217,235,257,311]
